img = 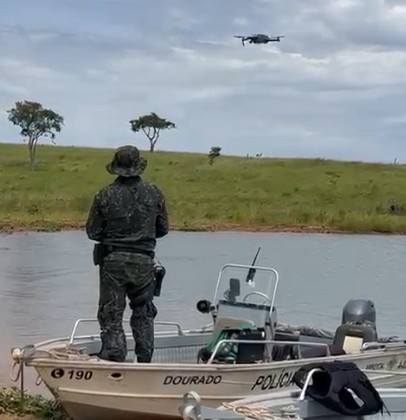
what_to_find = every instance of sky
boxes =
[1,0,406,162]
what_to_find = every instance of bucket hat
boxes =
[106,145,147,177]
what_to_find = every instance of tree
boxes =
[7,100,64,164]
[208,146,221,165]
[129,112,176,153]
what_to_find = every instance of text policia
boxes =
[162,369,296,391]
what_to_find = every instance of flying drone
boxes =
[234,33,285,46]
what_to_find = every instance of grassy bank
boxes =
[1,142,406,234]
[0,387,69,419]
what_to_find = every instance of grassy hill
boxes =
[1,142,406,234]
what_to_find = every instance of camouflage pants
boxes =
[97,251,157,363]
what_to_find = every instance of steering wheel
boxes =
[242,291,272,306]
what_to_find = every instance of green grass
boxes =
[1,142,406,233]
[0,387,69,419]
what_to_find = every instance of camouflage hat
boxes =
[106,145,147,177]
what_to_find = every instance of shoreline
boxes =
[0,220,404,236]
[2,143,406,238]
[0,387,69,419]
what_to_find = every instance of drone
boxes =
[234,33,285,46]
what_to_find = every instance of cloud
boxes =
[0,0,406,162]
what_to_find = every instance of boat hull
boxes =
[61,400,178,420]
[31,349,406,420]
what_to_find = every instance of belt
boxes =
[105,245,154,258]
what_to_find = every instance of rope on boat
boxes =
[9,345,95,394]
[9,350,26,402]
[275,323,334,340]
[47,347,94,361]
[221,402,303,420]
[11,345,94,363]
[10,360,22,383]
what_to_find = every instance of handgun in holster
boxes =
[153,264,166,297]
[93,243,107,266]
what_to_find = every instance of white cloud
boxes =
[233,17,250,27]
[0,0,406,161]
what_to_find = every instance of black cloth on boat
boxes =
[293,360,387,416]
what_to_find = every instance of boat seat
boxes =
[299,345,346,359]
[270,334,345,360]
[234,328,267,364]
[197,317,256,364]
[297,323,378,359]
[332,322,378,354]
[271,332,300,361]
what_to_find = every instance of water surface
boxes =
[1,230,405,394]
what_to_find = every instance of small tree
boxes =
[7,100,64,164]
[208,146,221,165]
[129,112,176,153]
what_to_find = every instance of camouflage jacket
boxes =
[85,176,169,256]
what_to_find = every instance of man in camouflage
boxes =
[86,145,169,363]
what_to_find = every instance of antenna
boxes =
[245,246,261,284]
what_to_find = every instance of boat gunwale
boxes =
[19,320,406,372]
[26,346,406,372]
[20,327,214,352]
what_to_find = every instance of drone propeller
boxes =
[267,35,286,42]
[234,35,247,46]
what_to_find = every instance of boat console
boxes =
[195,261,383,364]
[195,262,279,364]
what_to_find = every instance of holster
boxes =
[93,243,108,266]
[153,264,166,297]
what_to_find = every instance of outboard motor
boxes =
[332,299,378,354]
[342,299,376,326]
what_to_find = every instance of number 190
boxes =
[67,370,93,380]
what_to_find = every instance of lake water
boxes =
[0,230,405,395]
